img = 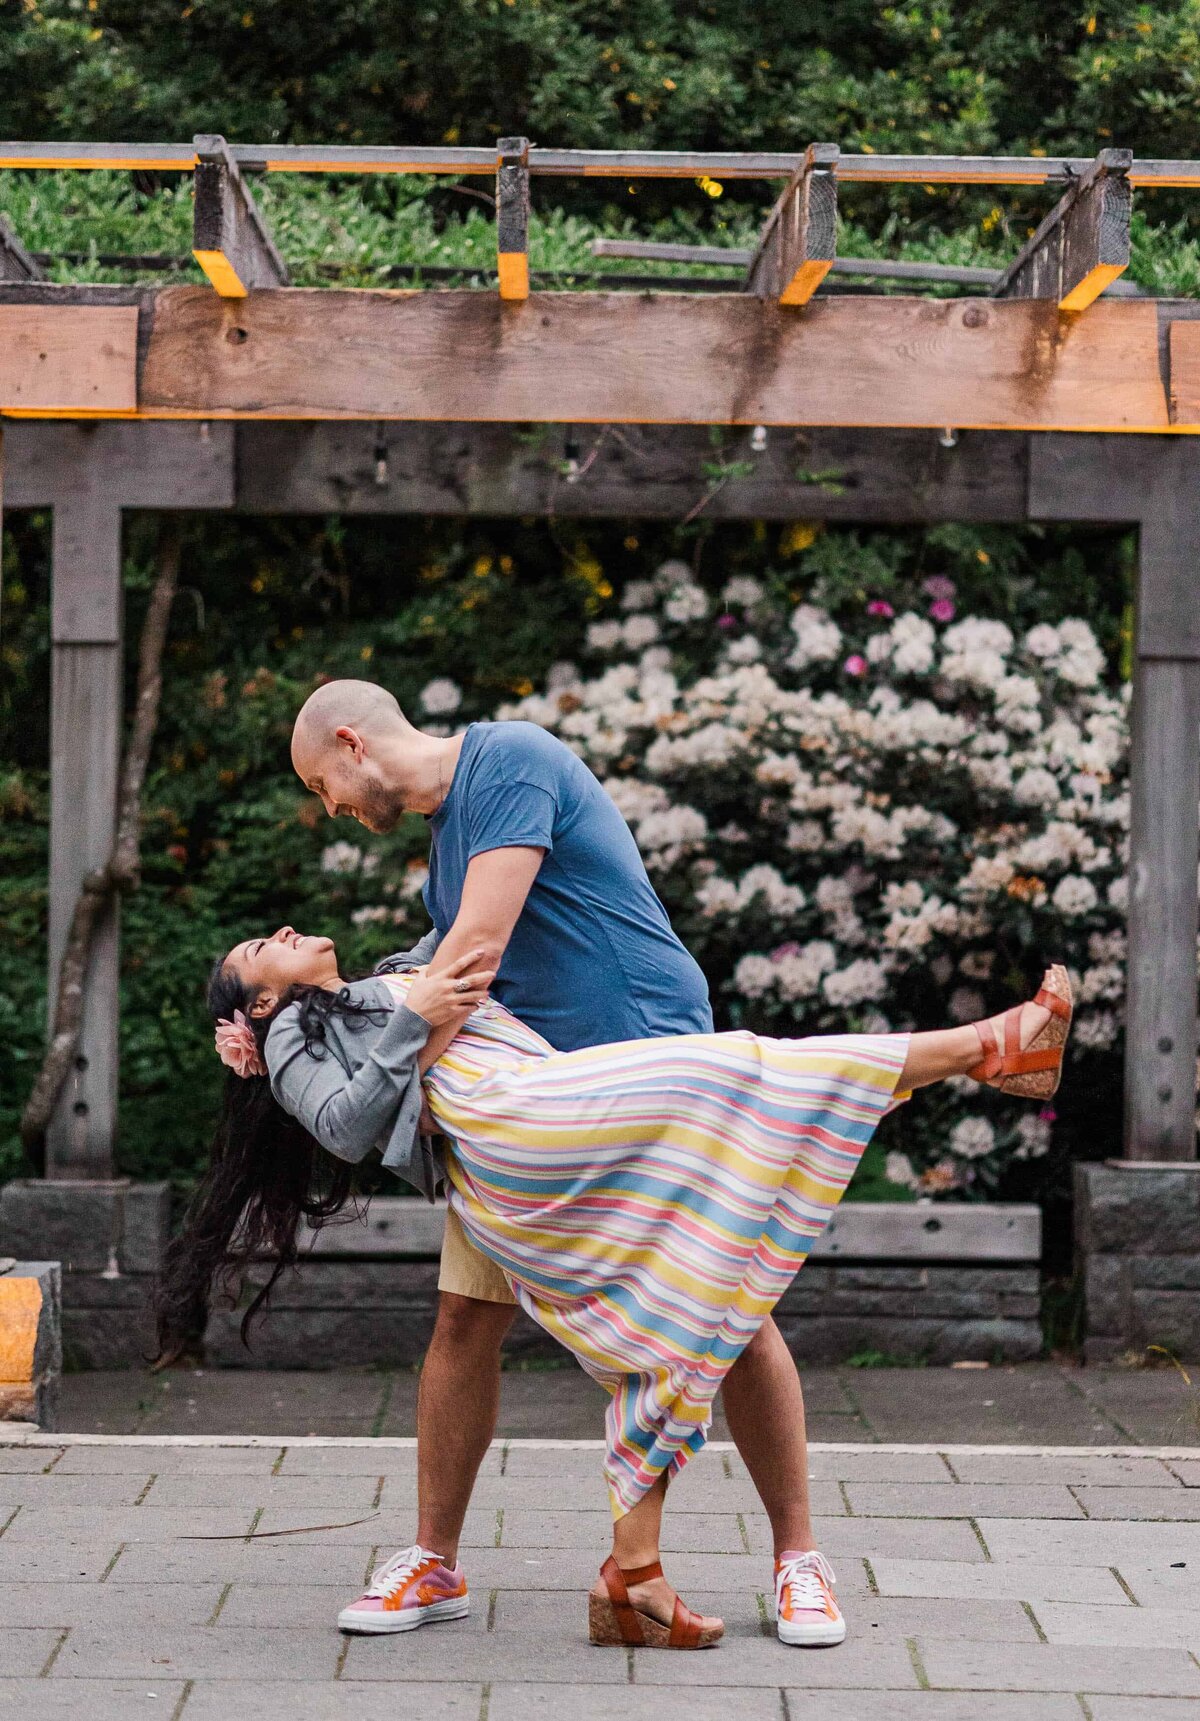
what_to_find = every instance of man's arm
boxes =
[426,845,545,979]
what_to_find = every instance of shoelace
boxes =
[363,1543,440,1600]
[776,1550,838,1613]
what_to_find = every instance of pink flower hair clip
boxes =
[214,1010,268,1080]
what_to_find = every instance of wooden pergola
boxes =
[2,138,1199,1184]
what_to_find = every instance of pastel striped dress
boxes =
[381,974,908,1518]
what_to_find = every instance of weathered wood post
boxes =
[1124,513,1200,1162]
[47,464,125,1178]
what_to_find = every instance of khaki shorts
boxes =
[439,1206,517,1306]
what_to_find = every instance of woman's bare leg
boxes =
[590,1474,723,1634]
[898,995,1053,1091]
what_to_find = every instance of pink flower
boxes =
[923,575,956,602]
[1038,1105,1058,1123]
[770,942,802,963]
[867,600,894,618]
[929,599,956,623]
[214,1010,267,1079]
[843,654,868,677]
[716,612,737,632]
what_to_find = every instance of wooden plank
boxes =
[299,1197,1041,1262]
[994,149,1132,311]
[746,144,838,306]
[1124,653,1200,1160]
[233,422,1030,523]
[1,141,1198,186]
[496,136,530,302]
[0,217,44,283]
[192,134,289,298]
[51,490,123,644]
[129,287,1169,431]
[48,639,122,1179]
[3,421,236,510]
[0,306,136,413]
[1169,319,1200,426]
[1136,463,1200,658]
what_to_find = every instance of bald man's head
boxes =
[291,679,421,832]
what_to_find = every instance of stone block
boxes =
[0,1180,168,1276]
[62,1297,158,1370]
[1085,1254,1129,1336]
[1132,1254,1200,1290]
[773,1313,1041,1363]
[1075,1162,1200,1257]
[204,1305,437,1368]
[1129,1288,1200,1355]
[0,1261,61,1429]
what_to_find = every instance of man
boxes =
[291,679,843,1648]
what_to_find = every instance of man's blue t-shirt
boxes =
[424,721,713,1052]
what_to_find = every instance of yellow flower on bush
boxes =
[780,522,819,556]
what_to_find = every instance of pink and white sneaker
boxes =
[337,1543,470,1635]
[774,1549,846,1647]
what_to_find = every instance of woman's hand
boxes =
[406,949,495,1028]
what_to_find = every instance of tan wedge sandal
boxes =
[968,964,1074,1100]
[588,1556,724,1650]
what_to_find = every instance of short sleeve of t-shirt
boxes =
[466,778,556,861]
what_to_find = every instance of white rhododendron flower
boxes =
[419,677,462,716]
[321,841,364,874]
[497,565,1129,1188]
[885,1150,920,1189]
[722,576,765,607]
[1052,875,1099,916]
[949,1117,997,1159]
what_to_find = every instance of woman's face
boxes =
[224,926,341,1016]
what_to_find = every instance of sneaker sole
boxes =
[338,1596,470,1635]
[777,1616,847,1647]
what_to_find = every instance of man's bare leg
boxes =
[720,1314,814,1558]
[414,1292,515,1561]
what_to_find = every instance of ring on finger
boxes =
[453,979,470,994]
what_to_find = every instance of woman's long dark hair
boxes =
[155,956,386,1364]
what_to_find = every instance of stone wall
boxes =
[0,1181,169,1368]
[0,1261,60,1427]
[207,1200,1044,1367]
[1075,1161,1200,1361]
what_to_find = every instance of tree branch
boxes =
[20,521,184,1162]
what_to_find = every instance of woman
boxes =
[160,924,1072,1651]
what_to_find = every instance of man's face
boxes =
[292,731,407,833]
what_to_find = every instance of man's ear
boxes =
[334,725,367,763]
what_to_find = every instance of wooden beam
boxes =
[496,136,530,302]
[192,134,289,298]
[2,421,236,510]
[746,143,838,306]
[229,422,1030,522]
[1169,319,1200,425]
[1,139,1200,187]
[0,306,136,413]
[994,148,1132,312]
[128,287,1170,431]
[0,216,44,283]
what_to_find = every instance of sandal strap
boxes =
[599,1555,645,1646]
[997,1046,1062,1076]
[968,1015,1002,1082]
[618,1560,664,1586]
[669,1594,705,1649]
[1034,985,1072,1021]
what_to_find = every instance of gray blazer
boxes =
[264,930,444,1199]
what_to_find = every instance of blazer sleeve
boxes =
[372,927,441,976]
[265,1001,432,1165]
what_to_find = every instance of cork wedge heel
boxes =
[968,964,1074,1101]
[588,1557,724,1650]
